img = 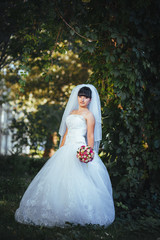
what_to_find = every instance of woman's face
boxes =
[78,95,91,108]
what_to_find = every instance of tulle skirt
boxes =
[15,143,115,227]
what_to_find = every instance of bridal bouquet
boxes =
[76,145,94,163]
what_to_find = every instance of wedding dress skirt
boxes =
[15,114,115,227]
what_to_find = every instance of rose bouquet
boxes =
[76,145,94,163]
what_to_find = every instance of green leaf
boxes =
[106,55,110,62]
[20,88,24,93]
[154,140,160,149]
[110,55,115,62]
[117,37,122,45]
[70,30,75,36]
[88,46,95,53]
[113,70,119,77]
[116,148,122,153]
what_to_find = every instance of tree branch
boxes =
[51,26,62,64]
[56,8,97,42]
[0,35,11,69]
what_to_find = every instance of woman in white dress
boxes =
[15,84,115,227]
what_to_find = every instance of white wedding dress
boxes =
[15,114,115,227]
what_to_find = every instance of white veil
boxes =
[59,84,102,153]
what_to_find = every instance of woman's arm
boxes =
[86,113,95,148]
[60,127,68,148]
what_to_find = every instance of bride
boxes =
[15,84,115,227]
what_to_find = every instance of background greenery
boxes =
[0,0,160,239]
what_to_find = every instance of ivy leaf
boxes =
[20,88,25,93]
[88,46,95,53]
[154,140,160,149]
[117,37,122,45]
[70,30,75,36]
[106,55,110,62]
[113,70,119,77]
[110,55,115,62]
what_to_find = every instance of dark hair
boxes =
[78,87,92,99]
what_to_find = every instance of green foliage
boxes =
[1,0,160,234]
[2,42,89,156]
[70,0,160,231]
[0,154,47,176]
[10,103,63,155]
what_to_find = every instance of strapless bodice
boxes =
[64,114,87,145]
[15,114,115,228]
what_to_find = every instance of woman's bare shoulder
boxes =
[86,111,95,122]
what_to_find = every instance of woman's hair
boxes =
[78,86,92,99]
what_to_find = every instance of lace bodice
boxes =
[64,114,87,145]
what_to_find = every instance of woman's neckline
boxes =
[69,114,86,122]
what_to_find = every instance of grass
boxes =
[0,155,160,240]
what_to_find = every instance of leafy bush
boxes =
[0,154,47,176]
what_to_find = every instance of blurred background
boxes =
[0,43,89,157]
[0,0,160,239]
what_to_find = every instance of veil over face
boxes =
[59,84,102,153]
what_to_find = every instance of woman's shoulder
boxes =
[85,111,95,122]
[70,109,94,122]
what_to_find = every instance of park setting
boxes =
[0,0,160,239]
